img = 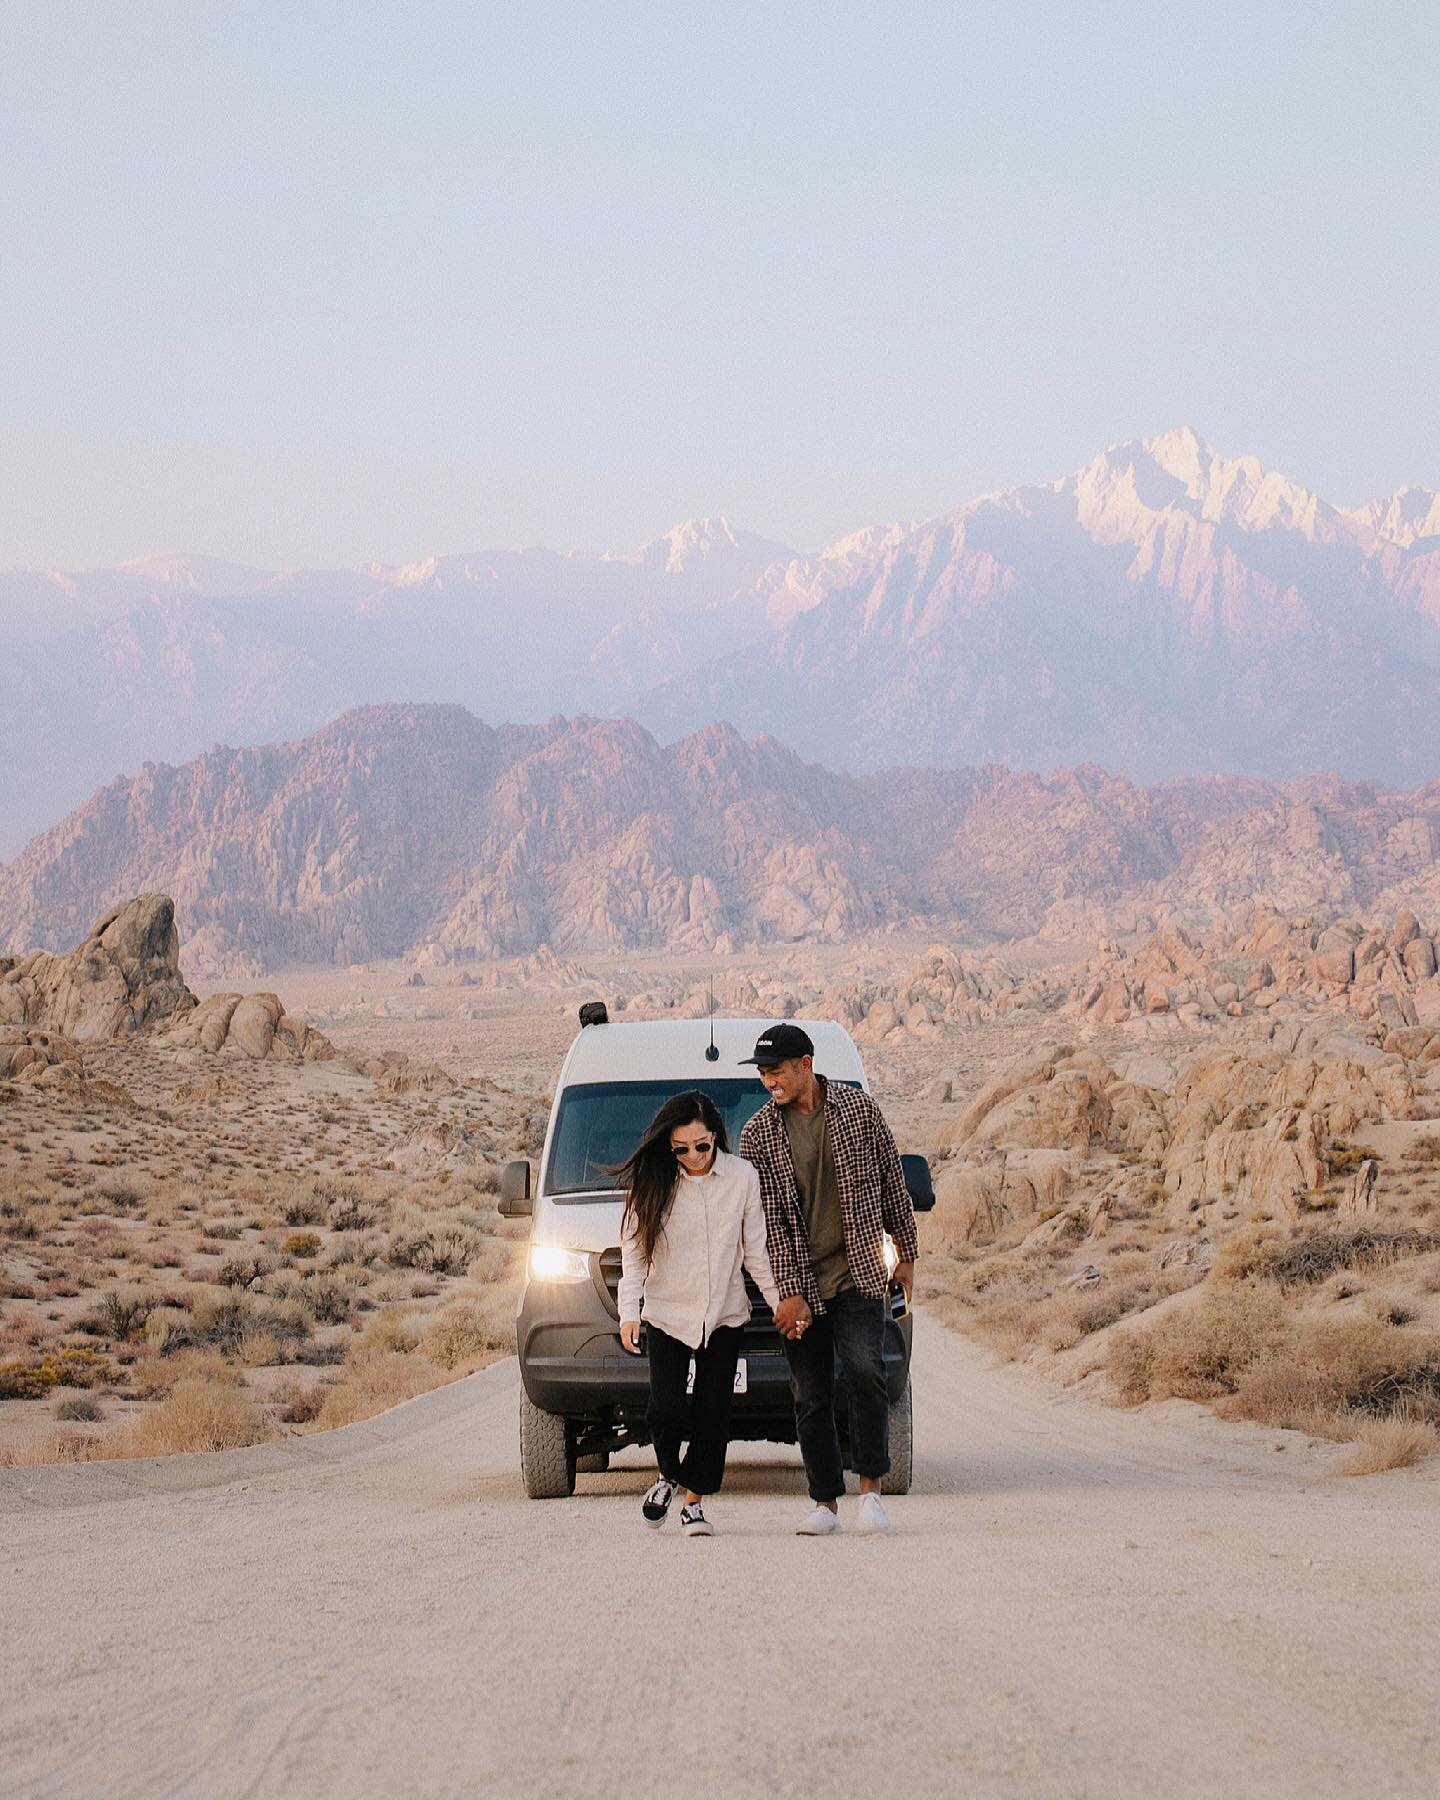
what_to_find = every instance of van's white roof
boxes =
[555,1015,867,1088]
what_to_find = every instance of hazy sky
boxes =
[2,1,1437,569]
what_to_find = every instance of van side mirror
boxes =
[498,1160,532,1217]
[901,1152,934,1213]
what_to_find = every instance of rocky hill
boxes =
[4,703,1440,972]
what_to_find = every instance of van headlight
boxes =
[527,1245,591,1283]
[882,1234,898,1276]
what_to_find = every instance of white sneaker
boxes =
[796,1503,840,1536]
[856,1492,889,1534]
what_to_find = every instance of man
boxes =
[738,1022,918,1535]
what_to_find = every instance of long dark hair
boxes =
[615,1090,729,1267]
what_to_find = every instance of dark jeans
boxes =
[646,1323,743,1497]
[782,1290,890,1502]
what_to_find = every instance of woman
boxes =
[616,1091,785,1536]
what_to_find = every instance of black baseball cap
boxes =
[739,1023,815,1067]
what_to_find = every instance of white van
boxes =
[498,1008,933,1498]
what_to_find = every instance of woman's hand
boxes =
[620,1319,642,1355]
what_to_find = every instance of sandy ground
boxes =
[2,1315,1435,1799]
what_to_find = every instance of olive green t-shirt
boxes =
[784,1099,854,1302]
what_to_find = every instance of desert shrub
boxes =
[1333,1418,1438,1476]
[143,1306,193,1353]
[315,1351,438,1429]
[1261,1225,1440,1289]
[1293,1318,1440,1418]
[0,1347,113,1399]
[296,1271,355,1325]
[94,1174,146,1208]
[1035,1275,1184,1354]
[216,1250,278,1289]
[92,1287,157,1341]
[1211,1224,1287,1284]
[419,1293,514,1370]
[188,1288,257,1349]
[130,1351,239,1399]
[54,1395,104,1422]
[283,1231,322,1259]
[386,1212,483,1275]
[235,1329,283,1368]
[1221,1365,1350,1436]
[271,1376,327,1424]
[328,1232,383,1271]
[117,1378,275,1455]
[1109,1284,1291,1404]
[362,1309,422,1354]
[466,1239,522,1287]
[325,1190,377,1232]
[280,1184,327,1226]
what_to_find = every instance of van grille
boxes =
[597,1248,778,1339]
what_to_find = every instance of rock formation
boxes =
[0,895,194,1041]
[0,894,337,1066]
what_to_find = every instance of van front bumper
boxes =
[516,1276,912,1440]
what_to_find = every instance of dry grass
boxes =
[1332,1418,1439,1476]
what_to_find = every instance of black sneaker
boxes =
[679,1502,713,1537]
[642,1477,677,1526]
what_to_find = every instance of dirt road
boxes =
[3,1315,1436,1798]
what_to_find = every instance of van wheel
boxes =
[575,1451,610,1474]
[880,1377,913,1495]
[520,1391,575,1498]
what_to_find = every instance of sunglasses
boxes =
[672,1139,715,1159]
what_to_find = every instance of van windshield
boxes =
[545,1078,806,1200]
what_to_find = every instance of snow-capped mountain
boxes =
[644,428,1440,780]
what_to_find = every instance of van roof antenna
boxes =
[704,980,719,1061]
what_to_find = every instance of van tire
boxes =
[520,1390,575,1498]
[880,1377,913,1495]
[575,1451,610,1473]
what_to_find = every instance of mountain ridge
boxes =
[4,702,1439,975]
[6,428,1440,858]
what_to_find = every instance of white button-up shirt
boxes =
[617,1148,780,1350]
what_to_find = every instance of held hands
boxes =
[620,1320,642,1355]
[773,1295,813,1342]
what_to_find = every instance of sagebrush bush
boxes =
[386,1212,483,1275]
[280,1184,327,1227]
[283,1231,322,1259]
[54,1395,104,1422]
[117,1377,274,1456]
[1110,1284,1291,1404]
[419,1293,514,1370]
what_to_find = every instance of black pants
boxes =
[782,1290,890,1502]
[646,1323,743,1497]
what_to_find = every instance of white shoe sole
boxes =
[682,1522,714,1537]
[856,1515,889,1534]
[796,1515,840,1536]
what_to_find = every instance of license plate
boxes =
[685,1357,748,1395]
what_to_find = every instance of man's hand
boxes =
[893,1260,915,1302]
[774,1296,812,1341]
[619,1320,642,1354]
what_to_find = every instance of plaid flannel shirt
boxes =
[739,1077,919,1313]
